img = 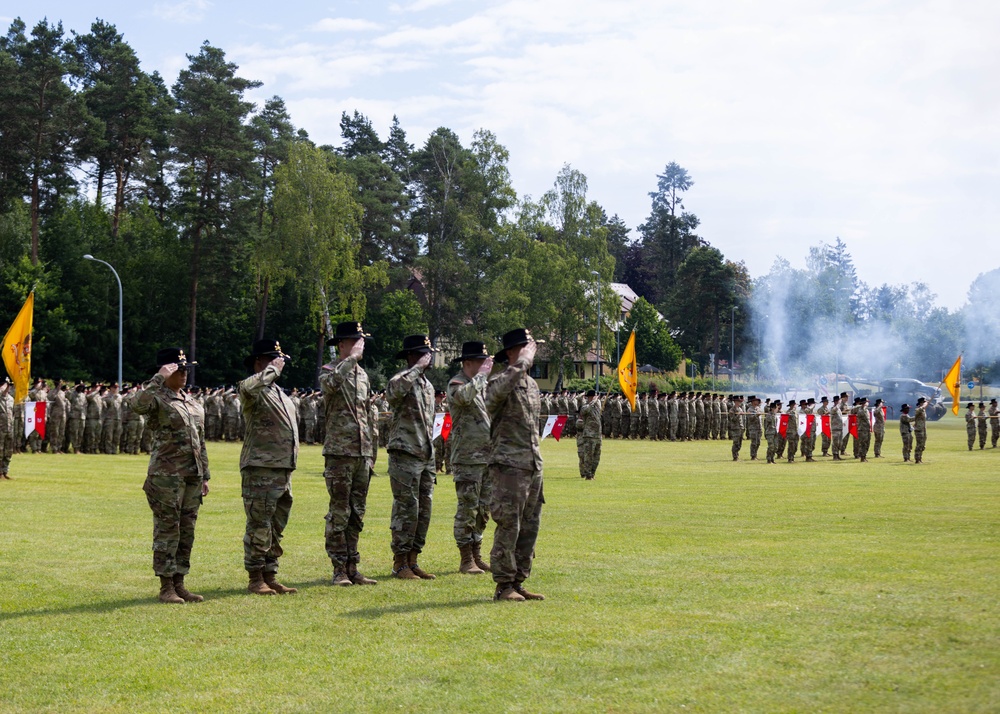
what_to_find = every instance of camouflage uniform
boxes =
[764,405,778,463]
[83,390,103,454]
[320,355,374,569]
[729,399,744,460]
[965,406,976,450]
[204,390,222,441]
[386,362,435,557]
[839,400,852,456]
[855,403,871,461]
[829,399,843,459]
[486,353,543,588]
[899,411,913,461]
[990,403,999,448]
[785,404,799,462]
[576,398,602,479]
[800,403,814,461]
[131,374,210,577]
[447,370,492,549]
[47,388,68,453]
[67,388,87,453]
[668,394,678,441]
[747,401,762,460]
[26,386,46,452]
[977,405,987,449]
[223,392,240,441]
[872,404,886,457]
[0,389,13,476]
[913,403,927,463]
[101,390,123,455]
[609,396,622,439]
[239,364,298,575]
[817,401,831,455]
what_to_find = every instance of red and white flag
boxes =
[848,414,858,438]
[797,414,808,436]
[541,414,568,441]
[778,414,789,438]
[432,413,452,441]
[821,414,831,438]
[24,400,46,440]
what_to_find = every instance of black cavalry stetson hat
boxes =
[451,341,490,365]
[326,321,372,346]
[244,338,290,372]
[395,334,436,360]
[154,347,196,372]
[494,328,543,362]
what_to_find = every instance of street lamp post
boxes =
[83,255,123,387]
[591,270,601,393]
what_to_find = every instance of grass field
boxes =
[1,418,998,713]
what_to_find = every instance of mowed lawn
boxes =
[0,419,997,713]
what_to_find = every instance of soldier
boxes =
[676,392,688,441]
[729,395,744,461]
[83,384,104,454]
[668,391,679,441]
[913,397,928,463]
[0,379,13,478]
[856,397,871,462]
[447,341,494,575]
[609,394,622,439]
[47,383,69,454]
[433,390,449,474]
[237,340,299,595]
[801,398,816,462]
[621,394,632,439]
[965,403,976,450]
[990,399,999,448]
[764,399,779,464]
[746,396,762,460]
[839,392,852,457]
[486,328,545,602]
[303,390,318,444]
[785,400,799,463]
[829,395,843,461]
[386,334,437,581]
[816,396,831,456]
[320,322,379,587]
[872,399,886,457]
[67,383,87,454]
[101,383,123,455]
[204,388,221,441]
[25,379,46,453]
[899,403,913,462]
[577,390,602,479]
[131,348,210,605]
[977,402,988,450]
[122,385,145,454]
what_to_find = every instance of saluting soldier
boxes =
[816,396,831,456]
[486,329,545,602]
[746,396,762,460]
[899,403,913,462]
[965,403,976,451]
[0,379,13,479]
[872,399,886,457]
[131,348,210,605]
[101,383,123,455]
[856,397,871,462]
[913,397,928,463]
[990,399,999,448]
[829,395,843,461]
[47,383,69,454]
[577,390,602,479]
[447,341,494,575]
[320,322,379,587]
[386,334,438,581]
[239,339,299,596]
[977,402,988,449]
[729,395,745,461]
[785,400,799,463]
[764,400,779,464]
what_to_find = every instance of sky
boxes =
[5,0,999,309]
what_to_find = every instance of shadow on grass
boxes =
[0,586,250,622]
[343,597,488,619]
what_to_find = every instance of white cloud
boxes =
[153,0,211,24]
[312,17,382,32]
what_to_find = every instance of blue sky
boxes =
[6,0,999,309]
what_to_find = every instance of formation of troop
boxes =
[63,324,548,605]
[964,400,1000,451]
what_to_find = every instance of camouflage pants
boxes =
[387,451,434,556]
[304,420,317,444]
[648,418,659,441]
[67,418,85,453]
[967,426,976,450]
[83,422,102,454]
[123,419,143,454]
[873,428,884,457]
[801,433,813,458]
[765,434,777,461]
[0,430,12,474]
[48,417,66,453]
[992,421,999,448]
[901,430,913,460]
[914,431,927,461]
[143,472,203,577]
[434,435,451,474]
[821,432,831,455]
[830,429,842,458]
[731,433,742,460]
[324,455,372,566]
[669,418,678,441]
[242,467,293,573]
[453,464,491,548]
[748,431,761,459]
[27,431,43,453]
[102,420,121,455]
[857,430,871,459]
[577,438,601,478]
[489,464,543,585]
[978,424,987,449]
[786,435,798,461]
[223,416,239,442]
[205,415,220,441]
[840,432,851,456]
[140,425,152,453]
[609,417,621,438]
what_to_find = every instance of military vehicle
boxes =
[843,377,947,420]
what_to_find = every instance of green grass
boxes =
[1,418,998,713]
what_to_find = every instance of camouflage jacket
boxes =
[899,413,912,435]
[728,405,744,434]
[913,406,927,433]
[85,392,103,420]
[578,400,602,439]
[0,392,12,434]
[102,392,122,423]
[68,391,87,419]
[764,410,777,438]
[746,405,762,435]
[447,370,491,465]
[319,355,373,459]
[855,406,871,435]
[386,364,434,459]
[829,404,843,434]
[131,374,210,482]
[239,364,299,470]
[48,390,68,418]
[485,356,542,471]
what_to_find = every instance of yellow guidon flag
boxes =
[2,291,34,403]
[617,329,638,411]
[942,355,962,416]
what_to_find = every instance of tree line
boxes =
[1,17,992,390]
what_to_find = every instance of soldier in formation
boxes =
[0,379,13,479]
[577,389,602,479]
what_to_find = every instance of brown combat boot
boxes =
[158,576,185,604]
[459,544,484,575]
[172,574,204,602]
[472,541,489,573]
[331,565,353,587]
[348,562,377,585]
[494,582,525,601]
[247,569,276,595]
[408,551,436,580]
[392,552,420,580]
[263,571,298,594]
[514,582,545,600]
